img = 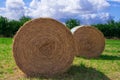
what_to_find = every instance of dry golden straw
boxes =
[71,25,105,58]
[13,18,76,77]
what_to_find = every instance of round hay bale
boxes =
[71,25,105,58]
[13,18,76,77]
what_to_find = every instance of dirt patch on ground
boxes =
[4,67,26,80]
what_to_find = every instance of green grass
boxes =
[0,38,120,80]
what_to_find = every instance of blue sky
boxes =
[0,0,120,24]
[108,1,120,21]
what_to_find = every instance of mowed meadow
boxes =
[0,38,120,80]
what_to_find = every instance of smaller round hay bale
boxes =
[71,25,105,58]
[13,18,76,77]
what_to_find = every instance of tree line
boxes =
[66,18,120,38]
[93,20,120,38]
[0,16,120,38]
[0,16,31,37]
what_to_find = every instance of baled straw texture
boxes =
[71,25,105,58]
[13,18,76,77]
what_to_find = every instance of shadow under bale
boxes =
[26,64,110,80]
[76,54,120,60]
[96,55,120,60]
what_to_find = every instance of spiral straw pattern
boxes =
[13,18,76,77]
[71,25,105,58]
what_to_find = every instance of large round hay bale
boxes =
[13,18,76,77]
[71,25,105,58]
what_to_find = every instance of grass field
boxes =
[0,38,120,80]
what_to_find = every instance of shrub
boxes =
[0,16,31,37]
[93,20,120,38]
[0,16,9,37]
[65,18,80,29]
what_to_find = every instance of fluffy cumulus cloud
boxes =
[26,0,111,24]
[80,13,112,24]
[0,0,112,24]
[0,0,25,20]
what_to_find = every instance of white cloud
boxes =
[80,13,112,24]
[26,0,111,24]
[88,0,110,10]
[27,0,110,17]
[30,0,41,9]
[0,8,5,13]
[0,0,112,24]
[0,0,25,20]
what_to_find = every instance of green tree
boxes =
[107,19,115,25]
[19,16,31,24]
[6,20,22,37]
[65,18,80,29]
[0,16,31,37]
[0,16,8,37]
[93,19,120,38]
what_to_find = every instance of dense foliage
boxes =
[65,18,120,38]
[0,16,31,37]
[65,18,80,29]
[93,20,120,38]
[0,16,120,38]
